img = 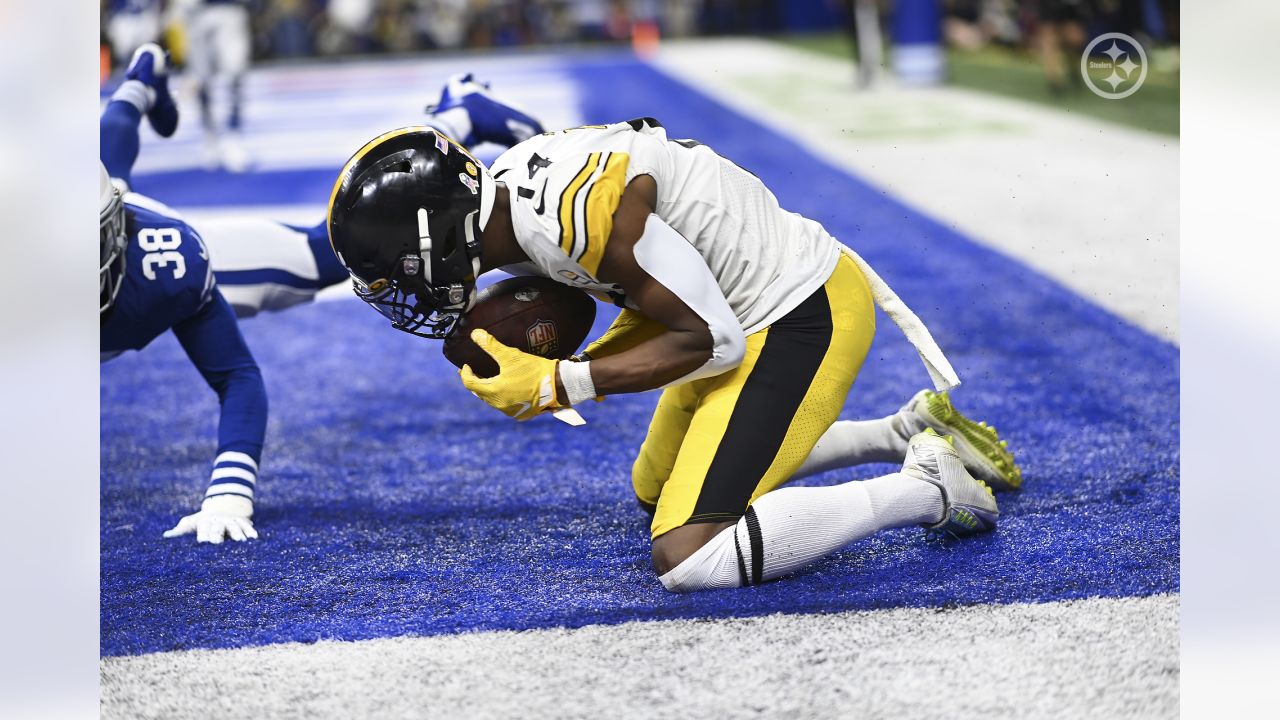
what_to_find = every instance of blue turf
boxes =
[101,56,1178,656]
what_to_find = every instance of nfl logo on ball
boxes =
[526,319,558,356]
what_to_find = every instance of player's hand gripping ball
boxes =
[442,276,596,377]
[460,330,564,420]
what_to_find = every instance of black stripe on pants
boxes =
[685,285,834,525]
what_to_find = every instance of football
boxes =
[442,276,597,378]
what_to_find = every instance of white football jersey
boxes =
[487,119,840,334]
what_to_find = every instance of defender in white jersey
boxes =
[328,119,1022,592]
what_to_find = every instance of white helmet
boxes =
[100,162,127,315]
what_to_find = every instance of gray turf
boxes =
[102,594,1178,720]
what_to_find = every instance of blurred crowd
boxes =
[101,1,767,63]
[942,0,1177,48]
[940,0,1178,92]
[101,1,1178,70]
[249,0,681,57]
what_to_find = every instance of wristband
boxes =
[557,360,597,407]
[202,494,254,518]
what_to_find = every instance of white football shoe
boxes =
[202,132,221,170]
[903,429,999,538]
[219,132,251,173]
[905,390,1022,491]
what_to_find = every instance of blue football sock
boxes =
[100,101,144,185]
[198,82,215,131]
[228,76,244,131]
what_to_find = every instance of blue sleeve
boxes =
[172,288,268,478]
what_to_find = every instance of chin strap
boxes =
[461,255,483,311]
[839,244,961,392]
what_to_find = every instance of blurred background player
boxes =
[171,0,254,171]
[838,0,885,88]
[1034,0,1090,95]
[103,0,164,67]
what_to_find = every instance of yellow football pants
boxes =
[633,253,876,539]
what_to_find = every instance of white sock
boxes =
[659,473,943,592]
[794,409,928,479]
[111,79,154,114]
[425,106,473,146]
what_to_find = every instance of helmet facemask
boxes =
[348,190,489,340]
[100,167,127,315]
[352,254,473,339]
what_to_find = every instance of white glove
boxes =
[163,494,258,544]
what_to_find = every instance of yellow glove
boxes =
[576,308,666,361]
[459,330,564,421]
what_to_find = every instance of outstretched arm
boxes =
[165,289,268,543]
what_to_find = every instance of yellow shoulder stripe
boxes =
[577,152,630,276]
[558,153,601,254]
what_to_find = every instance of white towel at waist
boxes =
[838,244,961,392]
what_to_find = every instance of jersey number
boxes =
[138,228,186,281]
[517,154,553,216]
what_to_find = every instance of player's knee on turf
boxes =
[652,520,749,593]
[651,521,734,577]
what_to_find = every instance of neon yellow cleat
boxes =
[905,390,1023,492]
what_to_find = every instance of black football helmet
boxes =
[100,162,127,315]
[327,126,496,339]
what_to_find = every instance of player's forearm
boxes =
[577,309,667,361]
[213,368,268,457]
[574,328,712,396]
[203,366,268,500]
[174,291,269,497]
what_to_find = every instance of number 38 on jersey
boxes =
[138,227,188,280]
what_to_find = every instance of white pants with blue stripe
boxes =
[197,216,347,319]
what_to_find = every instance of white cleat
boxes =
[202,132,222,170]
[903,428,999,538]
[219,133,251,173]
